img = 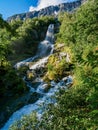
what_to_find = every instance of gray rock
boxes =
[7,1,81,22]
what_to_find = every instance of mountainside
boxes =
[9,0,98,129]
[7,0,81,22]
[0,0,98,129]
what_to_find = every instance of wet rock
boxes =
[28,92,41,103]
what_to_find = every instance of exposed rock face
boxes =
[7,1,81,22]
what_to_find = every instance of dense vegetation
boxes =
[0,15,55,97]
[8,16,56,63]
[0,15,56,127]
[9,0,98,129]
[0,16,27,97]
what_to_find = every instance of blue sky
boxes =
[0,0,38,19]
[0,0,76,19]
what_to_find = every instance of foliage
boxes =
[0,15,11,31]
[0,16,56,98]
[9,112,39,130]
[0,60,27,97]
[2,0,98,129]
[9,18,23,32]
[0,17,27,98]
[0,29,12,60]
[43,45,74,82]
[8,16,56,63]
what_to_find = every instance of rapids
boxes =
[1,24,73,130]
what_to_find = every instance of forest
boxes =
[0,0,98,129]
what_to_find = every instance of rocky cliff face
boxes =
[7,0,81,22]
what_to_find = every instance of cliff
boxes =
[7,0,81,22]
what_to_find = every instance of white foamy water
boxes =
[1,24,55,130]
[30,56,49,70]
[14,24,54,69]
[1,23,73,130]
[1,76,73,130]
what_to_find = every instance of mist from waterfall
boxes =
[1,24,55,130]
[1,23,73,130]
[14,24,54,69]
[36,24,54,57]
[45,24,54,43]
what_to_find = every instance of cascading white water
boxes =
[45,24,54,44]
[1,23,73,130]
[1,24,55,130]
[1,76,73,130]
[33,24,54,58]
[14,24,54,69]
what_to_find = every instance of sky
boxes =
[0,0,76,19]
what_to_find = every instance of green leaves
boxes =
[9,112,39,130]
[2,0,98,129]
[0,29,11,59]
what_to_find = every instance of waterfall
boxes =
[1,23,73,130]
[30,56,49,70]
[1,76,73,130]
[14,24,54,69]
[1,24,55,130]
[33,24,54,58]
[45,24,54,44]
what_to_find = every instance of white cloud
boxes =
[29,0,76,12]
[29,6,35,12]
